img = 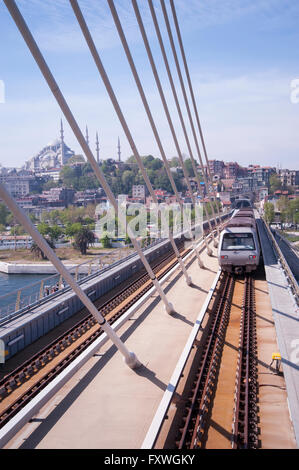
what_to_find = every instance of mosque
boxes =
[24,120,75,171]
[24,120,121,171]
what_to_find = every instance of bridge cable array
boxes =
[107,0,206,271]
[70,0,192,288]
[2,0,219,369]
[158,0,220,244]
[169,0,222,227]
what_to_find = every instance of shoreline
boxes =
[0,261,99,275]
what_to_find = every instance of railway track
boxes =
[174,272,259,449]
[0,240,191,430]
[232,275,258,449]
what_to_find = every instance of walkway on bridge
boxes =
[256,214,299,446]
[4,242,219,449]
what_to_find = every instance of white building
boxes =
[24,120,74,171]
[132,185,145,199]
[35,168,61,182]
[0,175,33,198]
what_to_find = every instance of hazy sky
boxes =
[0,0,299,169]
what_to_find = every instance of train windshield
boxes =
[222,233,255,250]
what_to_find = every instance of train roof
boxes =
[225,216,256,228]
[221,226,256,234]
[234,211,254,218]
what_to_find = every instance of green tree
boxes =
[101,234,111,248]
[184,158,195,177]
[67,154,85,165]
[65,222,82,238]
[0,203,10,226]
[48,225,63,242]
[125,235,132,246]
[74,228,95,255]
[29,213,38,224]
[169,157,180,168]
[31,237,56,260]
[42,179,59,191]
[37,222,50,237]
[121,170,134,194]
[269,174,282,193]
[60,165,78,189]
[264,202,275,224]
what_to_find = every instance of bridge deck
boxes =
[256,214,299,447]
[4,242,219,449]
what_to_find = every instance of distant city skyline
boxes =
[0,0,299,170]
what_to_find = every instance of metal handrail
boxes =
[273,229,299,256]
[0,238,167,325]
[262,218,299,304]
[0,211,230,325]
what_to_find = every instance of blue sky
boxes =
[0,0,299,170]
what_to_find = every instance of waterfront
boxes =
[0,272,49,311]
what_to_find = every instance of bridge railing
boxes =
[263,218,299,305]
[0,245,137,324]
[0,210,231,326]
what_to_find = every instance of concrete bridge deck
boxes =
[256,215,299,446]
[4,242,220,449]
[3,216,299,450]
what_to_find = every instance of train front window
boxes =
[222,233,255,250]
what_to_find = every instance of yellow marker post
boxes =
[270,352,282,373]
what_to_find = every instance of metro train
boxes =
[218,208,260,274]
[233,198,252,209]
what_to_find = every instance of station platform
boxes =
[256,214,299,447]
[4,241,220,449]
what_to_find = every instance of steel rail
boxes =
[232,275,258,448]
[176,273,235,448]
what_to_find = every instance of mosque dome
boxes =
[47,138,61,148]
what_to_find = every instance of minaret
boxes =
[96,132,100,164]
[60,119,65,166]
[117,136,121,162]
[85,125,89,146]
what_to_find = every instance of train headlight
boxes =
[221,255,228,259]
[249,255,256,259]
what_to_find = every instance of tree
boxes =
[0,203,10,226]
[31,237,56,260]
[65,222,83,238]
[67,154,85,165]
[48,225,63,242]
[29,213,38,224]
[60,165,78,189]
[184,158,195,178]
[121,170,134,194]
[277,196,291,225]
[43,179,59,191]
[37,222,50,238]
[264,202,275,224]
[269,174,282,194]
[169,157,180,168]
[100,234,111,248]
[125,235,132,246]
[74,228,95,255]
